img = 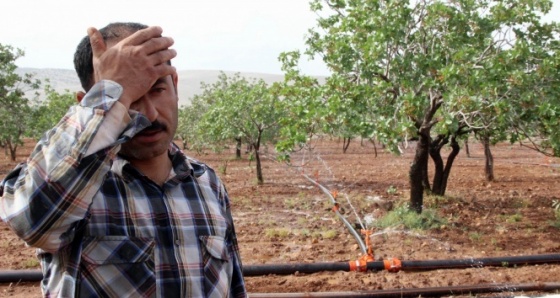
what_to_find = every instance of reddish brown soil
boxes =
[1,138,559,297]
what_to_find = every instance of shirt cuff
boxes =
[85,101,131,156]
[80,80,123,110]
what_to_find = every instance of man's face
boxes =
[119,74,179,161]
[94,35,179,162]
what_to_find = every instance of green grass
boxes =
[469,232,483,242]
[548,199,560,228]
[423,193,456,209]
[0,240,10,248]
[321,229,338,239]
[503,213,523,223]
[550,209,560,228]
[264,228,292,238]
[373,203,446,230]
[386,185,398,195]
[22,258,39,268]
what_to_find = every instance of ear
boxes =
[76,91,86,103]
[172,72,179,94]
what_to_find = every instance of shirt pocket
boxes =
[79,236,156,298]
[199,235,233,297]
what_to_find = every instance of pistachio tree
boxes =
[28,85,75,139]
[195,72,283,184]
[280,0,559,213]
[0,44,40,161]
[176,86,214,151]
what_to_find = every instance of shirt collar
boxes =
[111,142,205,182]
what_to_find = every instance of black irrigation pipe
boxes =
[248,282,560,297]
[243,253,560,276]
[2,273,559,298]
[2,253,559,283]
[0,270,42,283]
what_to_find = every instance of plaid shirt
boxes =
[0,81,246,298]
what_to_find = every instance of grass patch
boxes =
[296,217,308,226]
[373,203,446,230]
[469,232,483,242]
[548,199,560,229]
[503,213,523,223]
[550,210,560,229]
[386,185,398,195]
[284,198,297,209]
[321,229,338,239]
[22,258,39,268]
[0,240,10,248]
[284,197,313,210]
[308,229,338,239]
[423,194,455,209]
[264,228,292,238]
[297,228,311,237]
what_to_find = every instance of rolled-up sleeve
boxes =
[0,80,133,252]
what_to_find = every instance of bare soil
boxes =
[1,138,559,297]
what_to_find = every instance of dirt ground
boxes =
[0,138,559,297]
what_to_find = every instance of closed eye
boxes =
[151,87,166,93]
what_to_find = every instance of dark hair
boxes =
[73,22,148,91]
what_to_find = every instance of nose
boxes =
[132,96,159,122]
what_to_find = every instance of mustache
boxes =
[142,120,167,132]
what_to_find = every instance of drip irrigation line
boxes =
[243,253,560,276]
[248,282,560,298]
[395,253,560,271]
[1,253,559,283]
[0,270,42,283]
[300,173,368,254]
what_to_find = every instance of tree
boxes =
[0,44,40,161]
[280,0,559,213]
[28,85,75,139]
[196,72,284,184]
[177,79,241,154]
[275,52,326,158]
[176,90,212,151]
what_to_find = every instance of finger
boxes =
[87,27,106,57]
[153,64,177,79]
[148,48,177,67]
[142,36,175,55]
[121,26,163,46]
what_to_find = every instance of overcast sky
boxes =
[2,0,559,76]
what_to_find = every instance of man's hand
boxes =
[88,26,177,108]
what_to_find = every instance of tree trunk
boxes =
[464,138,470,157]
[235,137,242,159]
[254,132,264,185]
[422,157,431,194]
[430,135,461,196]
[483,136,494,181]
[409,91,443,214]
[409,133,430,214]
[430,152,444,195]
[439,136,460,195]
[342,137,351,153]
[429,135,447,195]
[6,139,17,162]
[368,138,378,158]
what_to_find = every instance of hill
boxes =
[16,68,289,107]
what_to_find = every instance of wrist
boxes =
[80,80,123,110]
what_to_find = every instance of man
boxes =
[0,22,246,297]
